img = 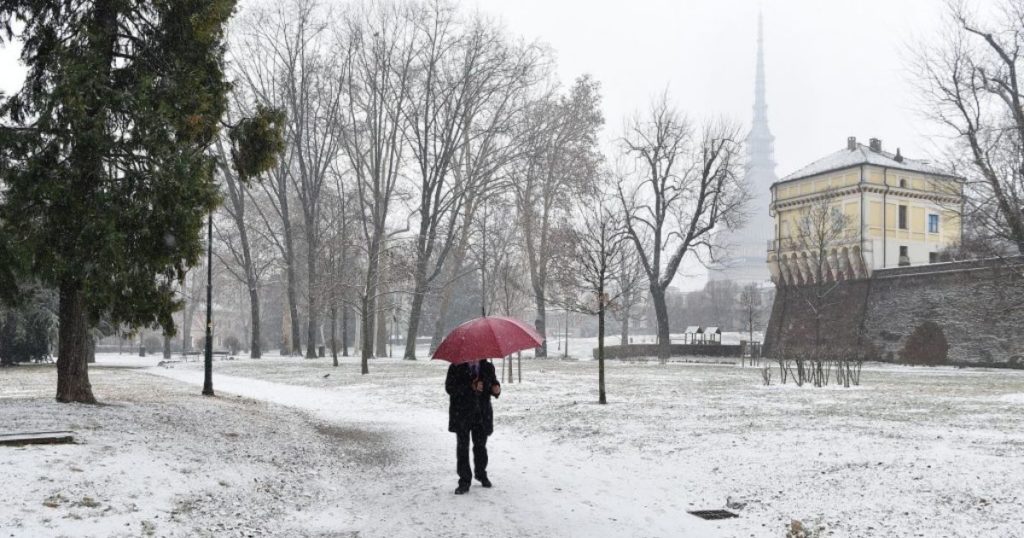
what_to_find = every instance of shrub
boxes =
[899,321,949,365]
[0,293,55,365]
[143,335,163,353]
[223,335,241,354]
[786,519,826,538]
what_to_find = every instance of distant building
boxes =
[767,136,963,285]
[761,137,1024,367]
[709,13,776,286]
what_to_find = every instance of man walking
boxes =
[446,359,501,494]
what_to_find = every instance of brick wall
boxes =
[764,256,1024,367]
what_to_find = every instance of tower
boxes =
[709,12,778,286]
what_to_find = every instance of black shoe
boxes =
[477,476,492,488]
[454,484,469,495]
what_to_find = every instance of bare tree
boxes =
[738,282,764,365]
[610,242,647,345]
[280,5,346,360]
[790,190,853,386]
[513,75,603,357]
[401,7,532,359]
[471,195,526,317]
[917,0,1024,254]
[557,192,628,404]
[321,172,358,366]
[618,94,747,362]
[233,2,309,355]
[425,28,545,353]
[237,0,344,359]
[213,127,281,358]
[338,2,417,374]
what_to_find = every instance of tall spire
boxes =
[754,12,767,124]
[709,10,778,285]
[748,10,776,177]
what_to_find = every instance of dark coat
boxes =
[446,360,500,435]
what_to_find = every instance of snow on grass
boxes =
[155,352,1024,537]
[4,352,1024,537]
[0,364,367,537]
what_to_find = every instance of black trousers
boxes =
[455,425,488,486]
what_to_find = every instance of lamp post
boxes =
[202,211,214,396]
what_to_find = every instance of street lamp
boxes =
[202,211,214,396]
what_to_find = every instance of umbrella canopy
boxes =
[432,316,544,364]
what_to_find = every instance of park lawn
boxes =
[3,352,1024,537]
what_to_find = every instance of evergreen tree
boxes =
[0,1,282,402]
[0,286,56,365]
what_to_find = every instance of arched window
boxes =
[899,178,907,188]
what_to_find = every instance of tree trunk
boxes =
[305,253,317,358]
[331,306,338,367]
[403,267,428,360]
[249,282,261,358]
[342,304,350,357]
[360,248,378,374]
[163,334,171,359]
[281,302,292,352]
[285,236,302,355]
[650,285,671,362]
[534,294,547,358]
[56,282,96,403]
[620,313,630,345]
[223,148,262,360]
[306,234,319,359]
[218,152,262,359]
[429,290,451,353]
[360,294,373,374]
[376,305,388,357]
[239,223,260,359]
[429,223,473,352]
[598,304,606,404]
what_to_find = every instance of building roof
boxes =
[684,326,702,334]
[777,143,956,184]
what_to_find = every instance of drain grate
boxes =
[687,509,739,520]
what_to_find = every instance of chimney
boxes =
[847,136,857,151]
[869,138,882,153]
[895,148,904,163]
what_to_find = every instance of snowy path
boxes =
[146,366,727,538]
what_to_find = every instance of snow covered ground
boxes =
[3,352,1024,537]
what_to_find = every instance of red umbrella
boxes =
[432,316,544,364]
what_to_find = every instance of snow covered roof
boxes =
[704,326,722,334]
[684,326,701,334]
[778,143,957,184]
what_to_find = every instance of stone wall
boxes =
[764,256,1024,367]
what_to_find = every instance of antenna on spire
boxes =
[748,8,776,176]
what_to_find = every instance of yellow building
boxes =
[768,137,963,285]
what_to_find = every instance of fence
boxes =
[594,343,744,360]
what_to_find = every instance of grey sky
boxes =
[1,1,948,174]
[464,0,950,290]
[466,0,947,176]
[0,0,953,290]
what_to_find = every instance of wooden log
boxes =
[0,431,75,446]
